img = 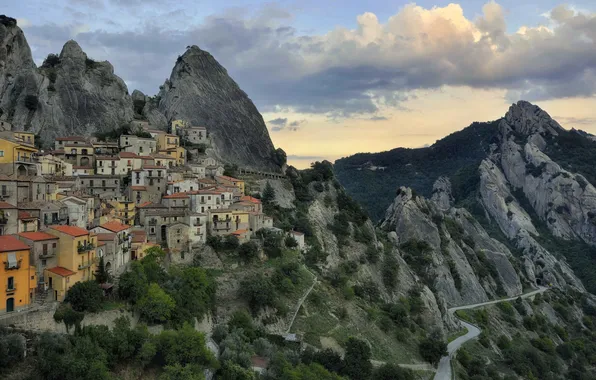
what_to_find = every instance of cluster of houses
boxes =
[0,119,303,314]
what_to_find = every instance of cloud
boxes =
[267,117,305,131]
[18,2,596,117]
[369,116,388,121]
[553,116,596,126]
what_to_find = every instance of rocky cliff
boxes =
[0,18,279,171]
[338,100,596,296]
[0,17,133,140]
[156,46,278,171]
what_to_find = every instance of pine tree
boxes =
[94,256,110,284]
[262,181,275,204]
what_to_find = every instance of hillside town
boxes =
[0,119,296,314]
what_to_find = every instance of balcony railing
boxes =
[4,260,21,271]
[77,242,95,253]
[39,251,56,259]
[78,257,99,270]
[6,286,16,293]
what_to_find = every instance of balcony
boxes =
[193,221,204,226]
[39,251,56,259]
[148,219,157,226]
[4,260,21,271]
[6,286,16,293]
[77,242,95,253]
[0,190,12,198]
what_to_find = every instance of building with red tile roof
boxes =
[49,225,89,237]
[0,235,31,252]
[98,221,130,233]
[47,266,76,277]
[17,231,58,242]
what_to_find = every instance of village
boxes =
[0,119,303,314]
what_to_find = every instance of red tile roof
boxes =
[18,231,58,241]
[131,230,147,243]
[163,192,189,199]
[18,211,36,220]
[232,229,248,235]
[0,201,16,209]
[97,156,119,160]
[218,175,241,182]
[136,201,152,208]
[95,233,116,241]
[47,266,77,277]
[240,196,261,204]
[131,186,146,191]
[49,225,89,237]
[100,221,130,233]
[0,235,31,252]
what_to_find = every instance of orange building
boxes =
[0,235,36,313]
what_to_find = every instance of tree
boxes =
[159,364,206,380]
[374,363,415,380]
[310,348,344,374]
[137,283,175,323]
[238,241,259,263]
[262,181,276,204]
[64,280,104,312]
[156,323,218,368]
[118,261,149,304]
[95,256,110,284]
[342,337,372,379]
[0,333,26,367]
[285,234,298,248]
[240,274,277,313]
[418,333,447,365]
[219,361,257,380]
[223,235,240,251]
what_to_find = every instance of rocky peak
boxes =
[60,40,86,60]
[157,46,279,170]
[503,100,564,137]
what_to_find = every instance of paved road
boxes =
[433,287,548,380]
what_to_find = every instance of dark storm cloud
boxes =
[18,3,596,117]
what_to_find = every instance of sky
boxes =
[6,0,596,168]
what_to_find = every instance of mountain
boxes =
[337,101,596,294]
[155,46,279,171]
[0,16,280,171]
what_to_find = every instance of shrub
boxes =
[64,280,104,312]
[313,182,325,192]
[374,363,415,380]
[0,333,26,367]
[240,274,277,313]
[238,241,259,262]
[342,337,372,379]
[418,334,447,365]
[365,245,380,264]
[53,303,85,332]
[382,255,399,289]
[223,235,240,251]
[24,95,38,111]
[285,234,298,248]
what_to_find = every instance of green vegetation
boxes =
[93,124,152,142]
[418,332,447,365]
[335,120,501,220]
[64,280,104,312]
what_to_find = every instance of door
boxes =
[161,225,167,242]
[49,276,53,288]
[6,298,14,312]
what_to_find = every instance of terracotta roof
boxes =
[18,211,36,220]
[49,225,89,237]
[95,233,116,241]
[97,242,106,247]
[131,230,147,243]
[0,201,16,209]
[163,192,189,199]
[240,196,261,204]
[18,231,58,241]
[198,179,216,184]
[47,266,76,277]
[218,175,241,182]
[131,186,147,191]
[232,229,248,235]
[291,231,304,236]
[136,201,152,208]
[0,235,31,252]
[149,154,173,159]
[97,156,119,160]
[100,221,130,233]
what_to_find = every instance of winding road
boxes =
[433,287,548,380]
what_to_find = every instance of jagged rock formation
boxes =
[0,19,280,171]
[381,185,523,307]
[431,176,453,210]
[0,17,133,140]
[156,46,278,171]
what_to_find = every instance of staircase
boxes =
[35,288,51,306]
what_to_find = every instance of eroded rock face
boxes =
[381,186,523,307]
[0,26,134,141]
[157,46,278,171]
[431,176,454,211]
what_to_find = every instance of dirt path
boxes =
[285,272,317,334]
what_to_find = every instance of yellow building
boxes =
[156,133,179,151]
[110,199,135,225]
[151,153,177,168]
[207,209,250,237]
[45,225,98,301]
[0,133,39,176]
[160,146,186,166]
[0,235,36,313]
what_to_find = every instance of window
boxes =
[177,240,180,243]
[1,185,6,195]
[102,180,106,187]
[139,147,143,153]
[150,228,155,234]
[0,150,5,157]
[136,179,140,184]
[52,243,56,248]
[90,180,94,187]
[7,277,14,290]
[42,244,47,255]
[99,161,103,166]
[114,180,118,184]
[41,259,47,266]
